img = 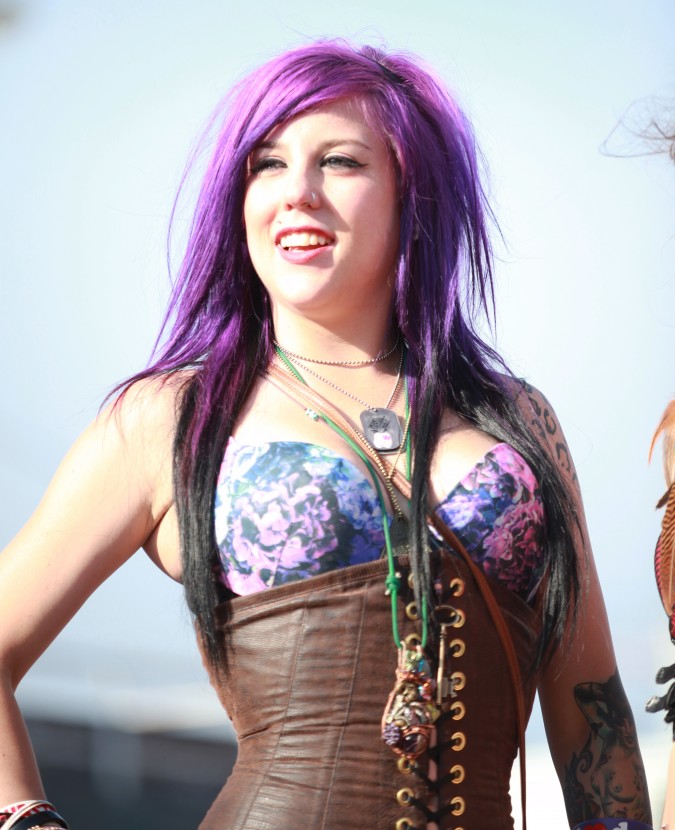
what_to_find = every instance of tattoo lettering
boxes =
[563,671,651,824]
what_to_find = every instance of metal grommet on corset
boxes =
[451,731,466,751]
[396,787,415,807]
[450,700,466,720]
[405,601,419,620]
[450,796,466,816]
[449,763,465,784]
[407,571,415,589]
[450,671,466,692]
[395,819,419,830]
[449,577,465,596]
[397,756,415,775]
[404,632,421,649]
[450,608,465,628]
[450,637,465,657]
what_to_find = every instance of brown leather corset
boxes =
[198,551,541,830]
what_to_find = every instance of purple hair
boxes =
[124,40,577,668]
[149,40,496,413]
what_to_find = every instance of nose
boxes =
[283,170,319,210]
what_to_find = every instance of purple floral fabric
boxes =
[215,439,545,601]
[434,443,545,601]
[215,439,385,595]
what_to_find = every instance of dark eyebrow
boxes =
[321,139,373,152]
[251,138,373,154]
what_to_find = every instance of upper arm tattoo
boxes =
[519,379,580,491]
[562,671,651,824]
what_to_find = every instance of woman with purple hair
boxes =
[0,41,653,830]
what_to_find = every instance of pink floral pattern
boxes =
[435,443,545,600]
[215,440,545,601]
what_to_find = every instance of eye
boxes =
[249,156,286,176]
[321,155,365,170]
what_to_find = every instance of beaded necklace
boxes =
[270,351,445,763]
[280,346,405,453]
[274,343,427,650]
[273,333,400,366]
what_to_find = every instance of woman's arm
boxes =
[0,379,178,809]
[519,384,652,827]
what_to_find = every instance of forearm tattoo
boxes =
[563,671,652,824]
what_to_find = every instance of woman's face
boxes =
[243,98,400,326]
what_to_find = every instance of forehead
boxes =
[258,97,387,149]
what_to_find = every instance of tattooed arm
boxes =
[562,672,650,821]
[516,383,652,826]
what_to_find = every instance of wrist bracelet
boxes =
[0,803,55,829]
[5,813,67,830]
[0,803,67,830]
[572,820,654,830]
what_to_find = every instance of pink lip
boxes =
[278,246,330,264]
[275,225,335,265]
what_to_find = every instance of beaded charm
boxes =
[381,644,441,758]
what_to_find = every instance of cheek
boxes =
[243,198,268,262]
[243,186,269,236]
[242,197,256,242]
[372,198,400,258]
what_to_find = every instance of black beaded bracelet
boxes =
[8,811,68,830]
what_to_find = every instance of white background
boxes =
[1,1,674,826]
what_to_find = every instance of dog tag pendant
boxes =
[360,408,402,452]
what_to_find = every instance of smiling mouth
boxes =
[278,231,331,250]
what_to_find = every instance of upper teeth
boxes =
[279,232,330,249]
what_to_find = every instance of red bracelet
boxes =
[0,802,66,830]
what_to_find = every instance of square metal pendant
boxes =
[360,408,403,453]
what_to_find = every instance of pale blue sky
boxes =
[1,1,674,823]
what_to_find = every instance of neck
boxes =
[272,308,396,363]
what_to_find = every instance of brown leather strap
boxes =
[267,362,528,828]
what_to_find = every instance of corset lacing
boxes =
[392,567,468,830]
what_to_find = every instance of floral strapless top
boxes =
[215,439,546,602]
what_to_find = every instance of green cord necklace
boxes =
[273,344,440,762]
[273,344,429,650]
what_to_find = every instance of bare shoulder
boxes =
[44,371,192,529]
[93,372,193,516]
[98,371,190,440]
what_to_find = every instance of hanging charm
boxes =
[389,515,409,556]
[381,644,441,759]
[360,407,403,453]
